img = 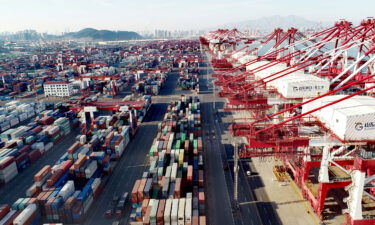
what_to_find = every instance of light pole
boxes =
[233,140,240,210]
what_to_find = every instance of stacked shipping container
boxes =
[0,105,149,224]
[129,96,206,225]
[0,109,77,185]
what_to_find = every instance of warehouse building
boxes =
[43,81,73,97]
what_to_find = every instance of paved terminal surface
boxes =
[199,63,263,225]
[83,71,191,225]
[202,52,320,225]
[251,158,319,225]
[0,129,81,205]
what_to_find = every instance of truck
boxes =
[115,192,129,218]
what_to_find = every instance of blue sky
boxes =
[0,0,374,33]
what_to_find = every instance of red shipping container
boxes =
[93,183,103,198]
[40,116,54,125]
[0,157,15,170]
[199,170,204,187]
[0,205,10,220]
[2,211,21,225]
[30,126,42,134]
[28,150,42,163]
[199,192,205,205]
[15,152,28,165]
[60,159,73,172]
[19,145,31,154]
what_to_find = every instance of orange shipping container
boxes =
[199,192,205,204]
[174,178,181,198]
[34,165,51,182]
[156,199,166,225]
[187,166,193,182]
[143,206,151,225]
[192,216,199,225]
[199,216,207,225]
[131,180,141,203]
[141,199,150,216]
[137,178,147,202]
[47,170,63,187]
[67,142,81,154]
[73,156,87,169]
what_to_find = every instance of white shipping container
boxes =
[85,161,98,178]
[150,199,159,223]
[115,140,125,157]
[31,142,45,152]
[78,145,90,158]
[13,204,37,225]
[0,210,17,224]
[48,126,60,135]
[171,199,179,225]
[44,142,54,152]
[185,197,192,225]
[171,163,178,182]
[1,123,10,132]
[59,180,75,201]
[302,95,375,141]
[79,135,87,144]
[0,161,18,183]
[27,111,35,118]
[91,178,101,191]
[164,198,173,225]
[10,118,19,127]
[274,72,329,98]
[178,198,186,225]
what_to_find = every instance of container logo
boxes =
[355,122,375,131]
[355,122,364,131]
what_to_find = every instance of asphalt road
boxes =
[83,71,191,225]
[200,51,281,225]
[0,129,81,205]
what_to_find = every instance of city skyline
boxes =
[1,0,374,33]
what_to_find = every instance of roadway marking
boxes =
[239,201,258,205]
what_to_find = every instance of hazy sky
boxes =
[1,0,374,33]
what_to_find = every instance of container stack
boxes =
[178,69,199,91]
[132,72,168,96]
[129,96,206,225]
[54,118,71,135]
[0,110,137,224]
[0,157,18,184]
[0,101,45,133]
[0,110,76,185]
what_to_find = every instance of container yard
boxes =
[1,1,374,224]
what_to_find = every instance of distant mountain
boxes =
[64,28,142,41]
[0,28,142,42]
[217,15,331,32]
